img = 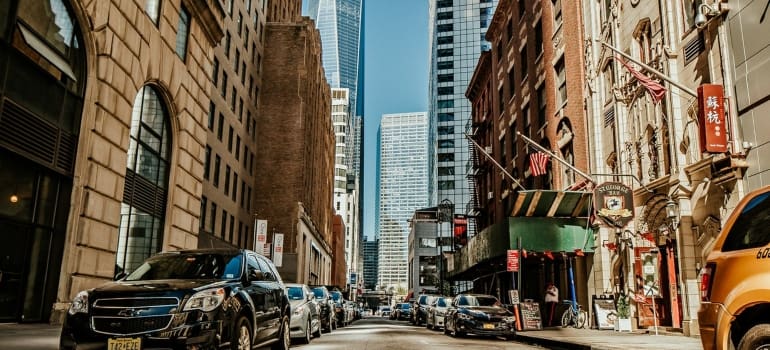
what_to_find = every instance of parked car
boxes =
[412,294,438,325]
[394,303,412,320]
[426,297,452,330]
[310,285,337,332]
[59,249,291,350]
[285,283,322,344]
[698,185,770,350]
[330,291,348,327]
[379,305,392,318]
[344,301,357,324]
[444,294,516,340]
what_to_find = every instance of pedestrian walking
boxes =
[545,282,559,327]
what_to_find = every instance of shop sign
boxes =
[594,182,635,228]
[697,84,728,153]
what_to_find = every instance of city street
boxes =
[282,316,545,350]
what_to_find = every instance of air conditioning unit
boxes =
[487,191,494,200]
[484,146,493,154]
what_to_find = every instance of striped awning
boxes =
[511,190,593,218]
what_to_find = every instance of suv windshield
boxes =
[312,287,326,299]
[723,191,770,251]
[287,286,305,300]
[124,252,242,281]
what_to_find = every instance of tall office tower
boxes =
[428,0,498,235]
[362,236,379,290]
[305,0,362,116]
[377,112,430,291]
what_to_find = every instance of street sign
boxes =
[593,182,634,228]
[509,289,520,304]
[273,233,284,267]
[254,220,268,255]
[507,249,519,272]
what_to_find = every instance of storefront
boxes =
[0,0,86,322]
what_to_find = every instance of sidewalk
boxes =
[515,327,704,350]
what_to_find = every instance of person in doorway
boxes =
[545,282,559,327]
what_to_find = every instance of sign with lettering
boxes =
[518,301,542,330]
[507,250,519,272]
[254,220,268,255]
[697,84,728,153]
[594,182,635,228]
[273,233,284,267]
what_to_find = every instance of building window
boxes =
[518,0,525,19]
[438,73,454,83]
[437,11,452,20]
[438,153,455,162]
[204,146,211,180]
[437,48,453,57]
[439,139,455,148]
[508,67,516,99]
[439,180,455,190]
[437,24,453,33]
[438,126,454,135]
[437,36,453,45]
[145,0,161,25]
[232,173,238,201]
[438,167,455,176]
[498,87,505,115]
[438,86,453,95]
[520,44,528,79]
[225,32,231,57]
[220,209,227,237]
[438,112,454,122]
[228,126,234,152]
[552,0,562,27]
[213,154,221,187]
[221,72,228,97]
[555,57,567,106]
[175,5,190,60]
[537,85,546,126]
[209,202,217,233]
[117,86,171,274]
[535,21,543,58]
[224,165,231,195]
[437,0,453,8]
[200,196,207,232]
[235,136,241,160]
[510,122,518,159]
[208,102,215,130]
[437,61,453,70]
[437,99,454,108]
[217,114,224,140]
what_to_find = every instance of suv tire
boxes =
[271,315,291,350]
[738,324,770,350]
[232,316,252,350]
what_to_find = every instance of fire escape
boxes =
[466,117,482,237]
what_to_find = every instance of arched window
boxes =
[117,86,171,274]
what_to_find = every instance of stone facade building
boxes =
[254,17,335,285]
[0,0,224,323]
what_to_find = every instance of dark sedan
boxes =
[395,303,412,320]
[444,294,516,340]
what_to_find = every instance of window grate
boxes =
[684,33,705,65]
[604,106,615,128]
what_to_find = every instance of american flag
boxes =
[529,152,550,176]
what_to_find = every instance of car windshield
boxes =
[458,295,501,307]
[287,286,305,300]
[312,288,325,299]
[400,304,410,309]
[330,291,342,301]
[124,252,242,281]
[436,298,449,307]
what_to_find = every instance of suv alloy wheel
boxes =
[233,316,251,350]
[271,315,291,350]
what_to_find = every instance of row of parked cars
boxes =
[391,293,516,339]
[58,248,357,350]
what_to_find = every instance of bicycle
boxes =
[560,300,587,328]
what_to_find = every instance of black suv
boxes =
[59,249,291,350]
[413,294,438,325]
[310,285,336,332]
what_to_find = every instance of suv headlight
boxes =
[293,305,305,316]
[457,312,472,320]
[503,316,516,323]
[183,288,225,312]
[68,291,89,315]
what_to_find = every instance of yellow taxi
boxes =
[698,185,770,350]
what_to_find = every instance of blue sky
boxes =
[362,0,429,239]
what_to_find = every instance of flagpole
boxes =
[463,133,526,190]
[596,40,697,98]
[516,131,595,184]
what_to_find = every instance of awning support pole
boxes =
[516,131,595,184]
[464,133,526,190]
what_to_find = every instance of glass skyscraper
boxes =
[428,0,498,234]
[377,112,429,291]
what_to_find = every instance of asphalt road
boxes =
[282,316,546,350]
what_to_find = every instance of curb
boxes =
[515,332,592,350]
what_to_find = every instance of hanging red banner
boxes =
[697,84,728,153]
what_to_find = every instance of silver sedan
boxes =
[285,283,322,344]
[426,297,452,330]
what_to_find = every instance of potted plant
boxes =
[614,293,632,332]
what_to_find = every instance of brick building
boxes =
[254,18,335,285]
[451,0,595,308]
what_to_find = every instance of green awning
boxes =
[511,190,593,218]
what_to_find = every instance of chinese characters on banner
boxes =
[254,219,268,255]
[273,233,284,267]
[697,84,728,153]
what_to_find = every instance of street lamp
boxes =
[665,199,679,229]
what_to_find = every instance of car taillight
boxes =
[700,264,715,302]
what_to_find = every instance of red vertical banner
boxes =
[507,250,519,272]
[697,84,728,153]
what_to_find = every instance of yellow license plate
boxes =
[107,337,141,350]
[483,323,495,329]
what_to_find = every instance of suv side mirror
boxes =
[249,269,265,281]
